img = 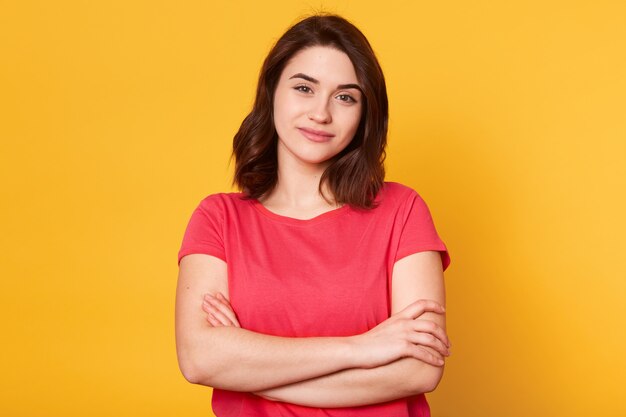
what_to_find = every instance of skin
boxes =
[200,250,450,407]
[273,45,362,167]
[175,45,451,407]
[260,45,364,216]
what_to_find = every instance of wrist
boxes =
[343,335,365,369]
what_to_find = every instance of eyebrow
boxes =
[289,73,363,94]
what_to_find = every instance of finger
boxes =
[216,292,233,306]
[205,293,234,316]
[400,299,445,320]
[202,300,234,326]
[411,346,445,367]
[412,319,451,348]
[407,331,450,357]
[408,331,449,356]
[205,312,223,327]
[204,294,241,327]
[215,293,241,326]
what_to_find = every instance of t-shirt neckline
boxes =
[249,198,351,226]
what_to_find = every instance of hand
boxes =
[201,295,450,367]
[202,293,241,328]
[354,299,450,368]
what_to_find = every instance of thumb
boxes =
[399,299,445,320]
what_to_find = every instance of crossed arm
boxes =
[175,251,450,408]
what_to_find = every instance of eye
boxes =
[336,94,357,103]
[294,85,312,94]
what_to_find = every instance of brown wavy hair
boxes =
[230,14,388,209]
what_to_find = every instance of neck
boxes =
[259,142,339,209]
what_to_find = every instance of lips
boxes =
[298,127,335,143]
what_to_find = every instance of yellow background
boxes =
[1,1,624,416]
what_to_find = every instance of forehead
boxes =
[281,45,358,84]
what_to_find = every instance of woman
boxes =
[175,14,451,417]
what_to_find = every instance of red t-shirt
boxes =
[178,181,450,417]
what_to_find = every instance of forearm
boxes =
[178,326,359,392]
[187,295,449,397]
[254,357,444,408]
[181,270,449,397]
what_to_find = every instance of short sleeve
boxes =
[395,190,451,271]
[177,195,226,265]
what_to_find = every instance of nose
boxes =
[308,98,332,124]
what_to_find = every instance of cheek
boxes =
[338,108,362,137]
[272,97,288,130]
[273,93,299,125]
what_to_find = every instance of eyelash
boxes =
[294,85,312,93]
[336,94,357,103]
[293,85,358,103]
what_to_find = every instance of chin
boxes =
[297,151,340,165]
[300,158,333,166]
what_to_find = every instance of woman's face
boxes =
[272,45,363,169]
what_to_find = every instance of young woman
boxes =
[175,14,451,417]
